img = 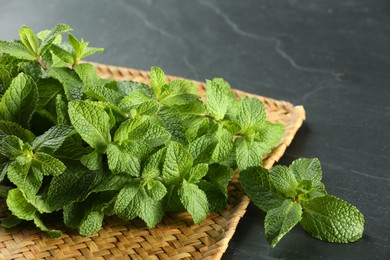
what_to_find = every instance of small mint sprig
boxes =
[240,158,365,247]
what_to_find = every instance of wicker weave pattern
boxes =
[0,63,305,259]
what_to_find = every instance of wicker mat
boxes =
[0,63,305,260]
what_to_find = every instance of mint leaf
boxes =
[0,135,24,159]
[68,100,111,151]
[269,165,298,199]
[235,137,263,170]
[162,142,193,185]
[45,163,103,211]
[265,199,302,248]
[6,188,36,220]
[55,94,70,125]
[7,159,43,199]
[0,41,36,60]
[0,120,35,143]
[160,79,198,106]
[48,67,83,100]
[142,147,166,179]
[236,97,266,134]
[185,163,208,183]
[31,125,74,154]
[19,25,38,56]
[0,73,38,128]
[205,79,231,120]
[31,152,66,176]
[188,135,217,164]
[144,179,167,201]
[150,66,166,98]
[79,210,104,236]
[33,215,62,238]
[205,163,233,196]
[1,214,23,228]
[239,167,285,212]
[301,195,365,243]
[291,158,322,184]
[36,78,64,108]
[211,125,234,163]
[119,90,160,116]
[80,150,102,170]
[254,121,285,153]
[106,143,141,176]
[114,180,164,227]
[50,44,74,64]
[38,24,72,56]
[178,180,208,224]
[197,180,227,212]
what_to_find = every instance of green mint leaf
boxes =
[1,214,23,228]
[55,94,70,125]
[160,79,198,106]
[6,188,36,220]
[81,46,104,59]
[235,137,263,171]
[185,163,208,183]
[112,80,153,97]
[269,165,298,199]
[31,152,66,176]
[80,150,102,170]
[0,64,12,90]
[0,135,24,159]
[211,125,234,163]
[106,143,141,176]
[239,166,285,212]
[265,199,302,248]
[31,125,74,154]
[150,66,166,98]
[68,33,82,62]
[164,185,185,212]
[0,41,36,60]
[68,100,111,152]
[142,147,166,179]
[33,215,62,238]
[205,79,231,120]
[0,120,35,143]
[36,78,64,108]
[73,63,100,87]
[254,121,285,153]
[300,195,365,243]
[178,180,209,224]
[115,180,164,227]
[144,179,167,201]
[47,67,83,100]
[114,116,149,143]
[0,73,38,128]
[236,97,266,134]
[119,90,160,116]
[162,141,193,185]
[19,25,38,56]
[205,163,233,196]
[50,44,74,64]
[38,24,72,56]
[197,180,227,212]
[45,163,103,211]
[7,159,42,199]
[188,135,217,164]
[79,211,104,236]
[291,158,322,184]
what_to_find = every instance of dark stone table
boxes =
[1,0,389,259]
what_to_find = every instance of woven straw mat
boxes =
[0,63,305,260]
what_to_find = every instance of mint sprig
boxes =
[240,158,365,247]
[0,24,364,249]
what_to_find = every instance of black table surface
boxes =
[1,0,389,259]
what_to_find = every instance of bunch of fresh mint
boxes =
[0,24,364,247]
